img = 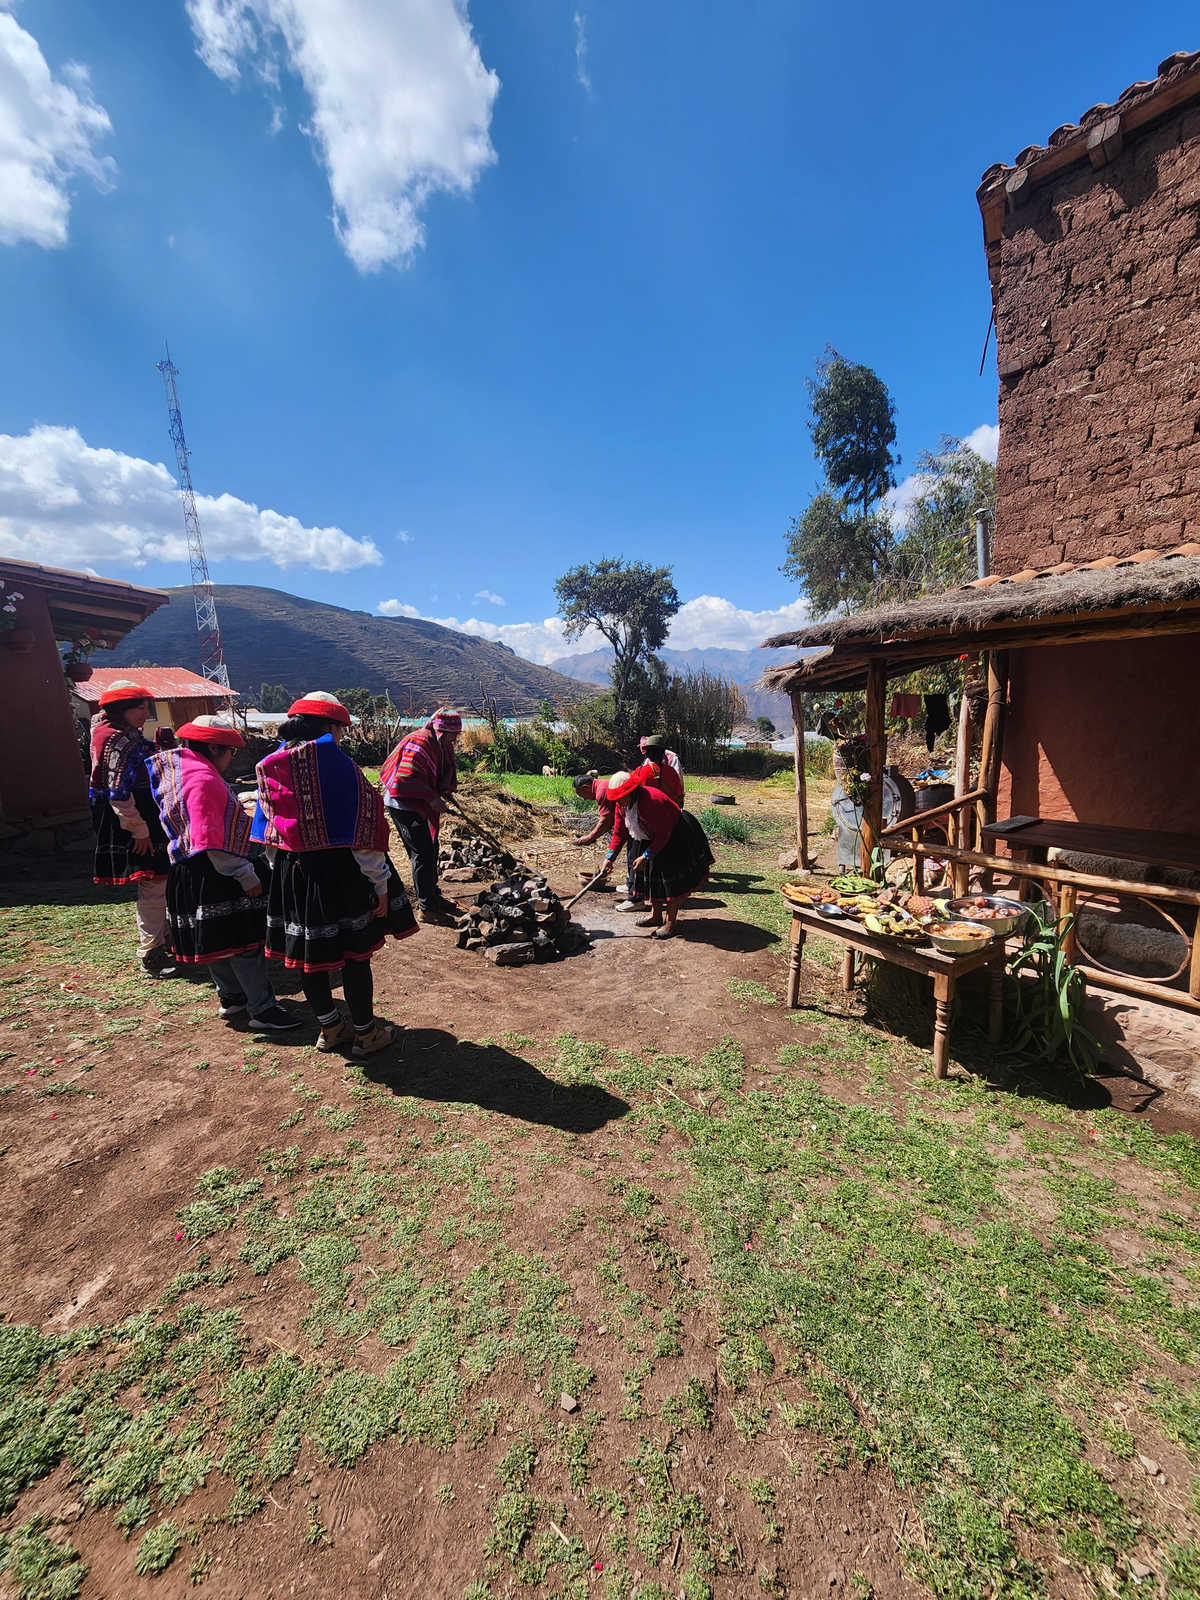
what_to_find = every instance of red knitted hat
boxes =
[176,717,245,748]
[98,680,153,706]
[287,691,351,726]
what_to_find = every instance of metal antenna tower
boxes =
[155,347,230,687]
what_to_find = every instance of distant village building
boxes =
[0,559,167,850]
[74,667,239,735]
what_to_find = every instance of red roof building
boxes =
[74,667,238,733]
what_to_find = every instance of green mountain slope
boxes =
[95,585,589,715]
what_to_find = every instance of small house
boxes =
[74,667,240,734]
[764,51,1200,1087]
[0,558,168,850]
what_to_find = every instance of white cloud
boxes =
[395,529,413,544]
[964,422,999,464]
[186,0,499,271]
[473,588,505,606]
[373,593,811,663]
[884,422,1000,530]
[0,9,115,248]
[0,425,382,573]
[573,10,591,94]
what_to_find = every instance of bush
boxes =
[804,738,835,778]
[697,806,753,844]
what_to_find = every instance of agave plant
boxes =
[1005,896,1100,1075]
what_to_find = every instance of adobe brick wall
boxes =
[992,104,1200,573]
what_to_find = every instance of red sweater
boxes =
[608,781,680,855]
[630,757,683,806]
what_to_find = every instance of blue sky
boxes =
[0,0,1194,661]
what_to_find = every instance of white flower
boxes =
[859,772,871,782]
[2,603,15,614]
[10,593,23,601]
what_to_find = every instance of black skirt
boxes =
[167,853,270,965]
[92,788,170,886]
[630,810,714,903]
[264,849,418,973]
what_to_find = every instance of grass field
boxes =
[2,776,1199,1598]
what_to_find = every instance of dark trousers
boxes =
[303,963,374,1028]
[388,809,439,910]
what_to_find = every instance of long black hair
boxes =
[279,714,338,746]
[101,698,150,729]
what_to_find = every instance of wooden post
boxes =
[932,973,953,1079]
[786,916,805,1008]
[975,651,1009,890]
[953,688,973,854]
[1058,883,1078,964]
[1190,915,1200,1001]
[861,659,887,874]
[790,691,814,869]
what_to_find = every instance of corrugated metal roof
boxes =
[75,667,238,702]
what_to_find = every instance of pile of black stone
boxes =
[455,867,590,964]
[438,827,517,882]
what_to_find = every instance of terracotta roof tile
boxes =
[964,544,1200,591]
[978,50,1200,193]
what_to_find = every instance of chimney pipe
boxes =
[973,506,993,580]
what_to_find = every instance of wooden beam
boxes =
[880,788,989,836]
[891,840,1200,907]
[861,659,887,872]
[953,688,973,853]
[766,608,1200,695]
[789,691,816,869]
[976,651,1009,840]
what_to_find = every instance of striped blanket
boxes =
[148,748,252,864]
[252,734,387,852]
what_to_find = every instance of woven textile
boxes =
[252,734,387,853]
[148,748,253,865]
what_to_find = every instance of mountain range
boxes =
[545,646,797,725]
[94,586,591,715]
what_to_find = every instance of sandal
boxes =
[316,1015,354,1053]
[650,925,677,940]
[635,915,664,928]
[352,1020,401,1058]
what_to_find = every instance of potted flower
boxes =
[0,580,31,650]
[62,628,102,682]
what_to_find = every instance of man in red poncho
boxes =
[379,708,462,924]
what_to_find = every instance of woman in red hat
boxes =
[252,692,416,1056]
[89,679,175,976]
[148,716,299,1032]
[599,767,713,939]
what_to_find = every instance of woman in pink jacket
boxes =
[599,768,713,939]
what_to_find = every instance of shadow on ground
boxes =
[361,1028,630,1132]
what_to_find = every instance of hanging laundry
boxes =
[923,693,952,752]
[890,693,922,720]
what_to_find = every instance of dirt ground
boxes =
[2,776,1198,1600]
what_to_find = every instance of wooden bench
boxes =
[783,901,1006,1078]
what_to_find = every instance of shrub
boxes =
[698,807,753,844]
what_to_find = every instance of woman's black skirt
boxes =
[629,810,714,903]
[92,787,169,886]
[167,853,270,965]
[264,849,418,973]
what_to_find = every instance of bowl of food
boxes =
[928,920,997,955]
[949,895,1029,936]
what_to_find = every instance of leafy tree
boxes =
[781,492,883,616]
[754,716,776,739]
[554,558,680,743]
[660,669,745,768]
[782,350,898,614]
[256,682,290,711]
[808,347,898,525]
[875,438,996,601]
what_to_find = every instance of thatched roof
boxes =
[760,546,1200,693]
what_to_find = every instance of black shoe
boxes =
[141,948,179,979]
[218,995,249,1019]
[247,1005,303,1032]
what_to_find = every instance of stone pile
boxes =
[438,827,517,882]
[455,867,590,965]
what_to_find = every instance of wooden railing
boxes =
[881,789,990,895]
[883,838,1200,1014]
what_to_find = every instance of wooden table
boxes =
[784,902,1006,1078]
[981,819,1200,875]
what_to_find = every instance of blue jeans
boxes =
[207,952,275,1017]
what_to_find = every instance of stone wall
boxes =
[993,104,1200,573]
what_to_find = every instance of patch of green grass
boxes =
[725,979,777,1007]
[0,1520,87,1600]
[697,807,753,844]
[135,1519,182,1577]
